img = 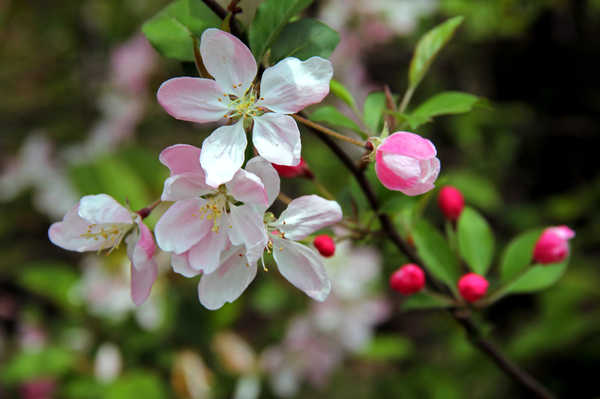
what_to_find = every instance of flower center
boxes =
[222,85,265,121]
[80,223,133,253]
[195,187,232,233]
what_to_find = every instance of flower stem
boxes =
[292,114,367,148]
[277,192,292,205]
[398,85,415,114]
[136,199,162,219]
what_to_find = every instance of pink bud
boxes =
[272,158,312,179]
[533,225,575,264]
[458,273,488,303]
[375,132,440,195]
[313,235,335,257]
[389,264,425,295]
[438,186,464,221]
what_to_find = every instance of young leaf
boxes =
[457,207,495,275]
[363,92,387,133]
[402,292,453,310]
[142,0,221,61]
[409,16,464,91]
[309,105,362,134]
[406,91,482,129]
[270,18,339,63]
[249,0,313,61]
[329,79,357,110]
[506,260,568,294]
[412,220,460,286]
[500,229,542,282]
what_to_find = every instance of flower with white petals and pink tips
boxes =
[157,28,334,187]
[48,194,158,306]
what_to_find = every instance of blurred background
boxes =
[1,0,599,397]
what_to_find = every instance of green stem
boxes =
[398,85,415,113]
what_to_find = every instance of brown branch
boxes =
[201,0,244,39]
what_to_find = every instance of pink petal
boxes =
[78,194,132,224]
[200,28,257,97]
[551,225,575,240]
[159,144,203,175]
[226,169,268,206]
[129,221,156,269]
[157,77,229,123]
[375,150,440,195]
[48,202,106,252]
[244,156,280,209]
[378,131,437,160]
[130,257,158,306]
[199,120,247,187]
[257,57,333,114]
[272,237,331,301]
[171,252,201,278]
[161,172,214,201]
[197,246,258,310]
[252,113,301,166]
[188,229,228,274]
[228,204,268,264]
[154,198,212,254]
[274,195,343,240]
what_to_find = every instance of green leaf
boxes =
[363,92,387,133]
[270,18,339,63]
[457,207,495,275]
[500,229,542,282]
[106,372,167,399]
[402,292,453,310]
[412,220,460,286]
[1,347,75,385]
[142,0,222,61]
[409,16,464,90]
[359,335,414,361]
[249,0,313,61]
[19,262,81,309]
[407,91,482,129]
[309,105,362,134]
[507,261,568,294]
[443,171,502,212]
[329,79,357,110]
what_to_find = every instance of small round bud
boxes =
[272,158,312,179]
[438,186,465,221]
[533,225,575,264]
[389,264,425,295]
[313,235,335,257]
[457,273,488,303]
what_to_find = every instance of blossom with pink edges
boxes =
[157,28,333,187]
[533,226,575,264]
[48,194,157,305]
[374,131,440,195]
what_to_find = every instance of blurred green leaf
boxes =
[309,105,362,134]
[402,292,453,310]
[363,92,387,133]
[360,335,414,361]
[142,0,221,61]
[506,260,568,294]
[330,79,357,110]
[251,279,290,314]
[270,18,339,63]
[1,347,75,385]
[457,207,495,275]
[500,229,542,282]
[19,262,81,310]
[106,372,167,399]
[406,91,483,128]
[412,220,460,286]
[249,0,313,61]
[443,171,502,211]
[409,16,464,90]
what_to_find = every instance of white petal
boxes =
[257,57,333,114]
[200,28,257,97]
[228,204,268,264]
[188,229,228,274]
[200,121,247,187]
[130,258,158,306]
[49,203,106,252]
[244,156,280,210]
[154,198,211,254]
[272,237,331,301]
[157,77,229,123]
[171,252,201,278]
[161,172,214,201]
[197,246,257,310]
[226,169,267,206]
[78,194,132,224]
[252,114,301,166]
[274,195,343,240]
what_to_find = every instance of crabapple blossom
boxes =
[313,235,336,257]
[157,28,333,187]
[374,131,440,195]
[272,158,312,179]
[389,264,425,295]
[438,185,465,221]
[533,225,575,264]
[48,194,158,305]
[458,273,489,303]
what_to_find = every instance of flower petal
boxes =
[130,258,158,306]
[274,195,343,240]
[161,172,214,201]
[127,221,156,271]
[157,77,229,123]
[226,169,267,206]
[171,252,201,278]
[154,198,211,254]
[244,156,280,209]
[272,237,331,301]
[197,246,257,310]
[378,131,437,160]
[200,28,257,97]
[375,151,440,195]
[49,202,106,252]
[228,204,268,264]
[188,229,228,275]
[252,114,301,166]
[257,57,333,114]
[159,144,203,175]
[78,194,132,224]
[200,120,247,187]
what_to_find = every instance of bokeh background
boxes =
[1,0,599,398]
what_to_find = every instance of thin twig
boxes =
[293,114,367,148]
[201,0,244,39]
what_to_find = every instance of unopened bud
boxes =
[438,186,465,221]
[458,273,488,303]
[389,264,425,295]
[533,225,575,264]
[272,158,312,179]
[313,235,335,257]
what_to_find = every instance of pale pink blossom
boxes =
[157,28,333,187]
[375,131,440,195]
[48,194,158,305]
[533,225,575,264]
[110,34,156,94]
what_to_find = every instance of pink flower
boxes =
[375,131,440,195]
[438,186,465,221]
[313,235,336,257]
[48,194,157,305]
[110,34,156,94]
[389,264,425,295]
[533,226,575,264]
[457,273,488,303]
[157,28,333,187]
